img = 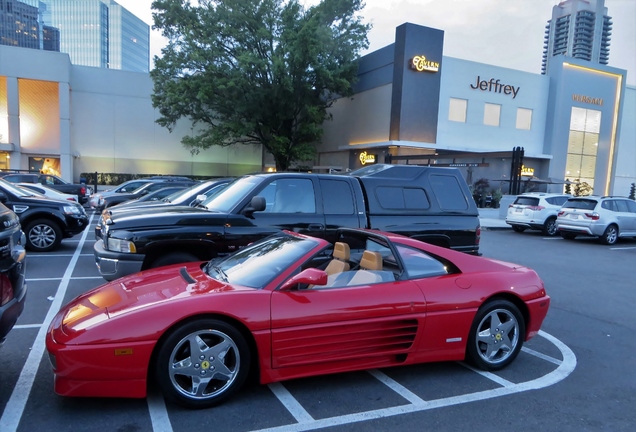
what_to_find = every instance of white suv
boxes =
[506,193,571,236]
[556,196,636,245]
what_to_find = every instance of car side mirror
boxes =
[279,268,328,291]
[243,196,266,217]
[192,194,207,204]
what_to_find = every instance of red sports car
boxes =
[46,229,550,408]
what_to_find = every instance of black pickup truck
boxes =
[0,173,90,204]
[94,164,481,281]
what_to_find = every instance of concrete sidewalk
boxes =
[478,208,510,230]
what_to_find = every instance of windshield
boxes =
[204,177,260,212]
[204,234,319,288]
[0,178,35,197]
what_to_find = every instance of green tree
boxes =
[629,182,635,200]
[150,0,370,171]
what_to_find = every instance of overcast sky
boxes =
[117,0,635,85]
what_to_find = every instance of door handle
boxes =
[308,223,325,231]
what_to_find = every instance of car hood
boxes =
[103,205,224,229]
[58,262,250,336]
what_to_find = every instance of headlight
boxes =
[107,237,137,253]
[63,205,83,215]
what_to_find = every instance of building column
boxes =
[7,77,20,170]
[58,82,73,182]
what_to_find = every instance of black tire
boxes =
[25,219,63,252]
[542,217,558,236]
[512,225,526,233]
[151,252,199,269]
[560,232,577,240]
[600,224,618,245]
[155,319,251,409]
[466,299,525,371]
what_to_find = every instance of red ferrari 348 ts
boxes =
[46,229,550,408]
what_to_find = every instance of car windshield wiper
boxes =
[211,265,228,282]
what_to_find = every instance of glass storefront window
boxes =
[565,107,602,191]
[0,76,8,144]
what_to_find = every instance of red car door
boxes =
[269,281,426,369]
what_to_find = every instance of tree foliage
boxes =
[150,0,370,171]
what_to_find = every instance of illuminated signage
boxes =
[409,55,440,73]
[521,165,534,177]
[572,94,603,106]
[359,152,377,165]
[470,76,519,99]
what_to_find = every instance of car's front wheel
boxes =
[25,219,63,252]
[543,217,558,236]
[156,319,250,408]
[600,224,618,245]
[466,299,525,371]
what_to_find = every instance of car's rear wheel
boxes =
[25,219,63,252]
[156,319,250,408]
[543,217,558,236]
[600,224,618,245]
[151,252,199,269]
[466,299,525,371]
[512,225,526,233]
[560,232,577,240]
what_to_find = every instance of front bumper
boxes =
[0,245,27,341]
[94,239,144,281]
[64,214,90,237]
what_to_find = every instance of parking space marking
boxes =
[252,330,576,432]
[26,276,104,282]
[27,253,94,257]
[268,382,315,424]
[367,369,427,405]
[522,346,562,365]
[0,214,94,432]
[147,391,174,432]
[12,324,41,329]
[459,363,515,388]
[542,238,563,240]
[610,246,636,250]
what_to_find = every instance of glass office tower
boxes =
[0,0,41,49]
[34,0,149,72]
[541,0,612,74]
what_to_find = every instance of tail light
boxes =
[1,277,13,306]
[508,204,514,208]
[527,206,545,211]
[80,186,86,196]
[67,197,76,201]
[584,212,600,220]
[558,211,565,217]
[476,226,481,245]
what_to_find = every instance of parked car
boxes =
[0,173,89,204]
[108,186,189,208]
[94,165,481,281]
[0,178,88,252]
[505,193,571,236]
[0,202,27,347]
[88,176,194,209]
[556,196,636,244]
[17,183,79,202]
[99,180,196,210]
[97,178,231,218]
[49,228,550,408]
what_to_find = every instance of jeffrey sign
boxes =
[470,76,520,99]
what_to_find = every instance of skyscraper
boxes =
[38,0,149,72]
[541,0,612,74]
[0,0,59,51]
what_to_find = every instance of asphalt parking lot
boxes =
[1,210,634,432]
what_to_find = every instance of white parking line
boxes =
[13,324,41,329]
[0,214,94,432]
[367,369,428,405]
[610,246,636,250]
[252,331,576,432]
[27,254,94,257]
[268,382,314,424]
[147,391,173,432]
[522,346,562,365]
[459,362,515,388]
[26,276,104,282]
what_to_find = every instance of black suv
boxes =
[0,202,27,346]
[0,179,88,252]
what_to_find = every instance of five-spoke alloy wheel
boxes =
[156,319,250,408]
[467,299,525,371]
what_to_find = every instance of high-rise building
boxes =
[0,0,39,49]
[37,0,150,72]
[541,0,612,74]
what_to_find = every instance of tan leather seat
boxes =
[324,242,350,275]
[346,250,384,286]
[359,250,382,271]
